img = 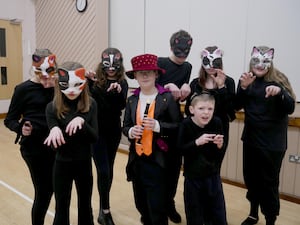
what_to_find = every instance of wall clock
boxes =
[76,0,88,13]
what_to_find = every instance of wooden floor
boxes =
[1,119,300,225]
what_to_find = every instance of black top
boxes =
[178,116,224,178]
[4,80,54,154]
[89,79,128,134]
[157,57,192,88]
[45,97,98,161]
[236,76,295,151]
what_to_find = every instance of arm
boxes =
[4,85,24,133]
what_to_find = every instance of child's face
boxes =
[189,100,214,127]
[134,70,157,88]
[58,68,86,100]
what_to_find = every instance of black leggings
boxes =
[243,143,285,217]
[52,159,94,225]
[92,131,121,210]
[21,147,55,225]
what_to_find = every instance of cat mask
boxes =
[32,54,56,78]
[101,49,122,72]
[250,46,274,70]
[171,37,193,58]
[58,68,86,99]
[201,48,223,69]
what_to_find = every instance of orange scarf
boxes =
[135,100,155,156]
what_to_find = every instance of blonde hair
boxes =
[249,46,296,100]
[53,61,91,118]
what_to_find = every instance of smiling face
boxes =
[250,46,274,77]
[58,68,86,100]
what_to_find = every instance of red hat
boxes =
[126,54,165,79]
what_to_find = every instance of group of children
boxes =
[4,29,296,225]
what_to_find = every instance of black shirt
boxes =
[178,116,224,178]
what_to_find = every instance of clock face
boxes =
[76,0,87,12]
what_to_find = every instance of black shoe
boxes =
[168,208,181,223]
[97,211,115,225]
[241,216,258,225]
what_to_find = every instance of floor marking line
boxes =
[0,179,55,217]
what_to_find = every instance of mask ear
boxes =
[75,68,86,80]
[58,68,68,77]
[32,54,41,62]
[251,46,260,57]
[48,54,56,64]
[201,49,209,59]
[213,48,223,58]
[265,48,274,60]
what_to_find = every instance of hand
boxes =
[240,72,256,89]
[44,126,65,148]
[265,85,281,98]
[180,83,191,101]
[142,117,156,130]
[212,134,224,149]
[22,121,32,136]
[131,125,144,139]
[85,70,97,81]
[213,69,226,89]
[65,116,84,136]
[164,83,181,100]
[195,133,216,146]
[107,82,121,93]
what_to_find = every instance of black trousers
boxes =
[21,145,55,225]
[166,148,182,210]
[92,130,121,210]
[184,174,227,225]
[53,159,94,225]
[243,143,285,217]
[132,159,168,225]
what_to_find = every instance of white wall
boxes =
[110,0,300,100]
[0,0,36,113]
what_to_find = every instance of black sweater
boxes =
[45,97,98,161]
[178,116,224,178]
[89,79,128,134]
[4,80,54,153]
[236,77,295,151]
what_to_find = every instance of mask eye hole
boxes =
[59,82,68,88]
[74,82,84,87]
[202,57,210,66]
[252,58,260,64]
[212,58,222,69]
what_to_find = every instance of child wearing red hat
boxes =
[123,54,182,225]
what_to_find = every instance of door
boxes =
[0,19,22,100]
